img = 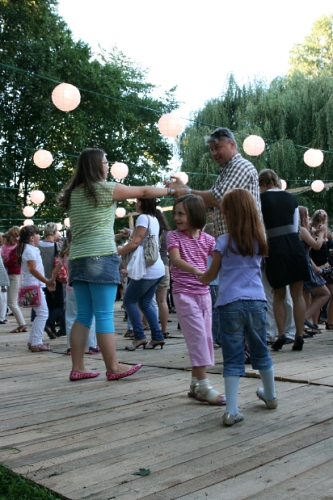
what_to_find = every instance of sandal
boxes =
[10,325,28,333]
[125,341,147,351]
[30,343,52,352]
[194,382,226,406]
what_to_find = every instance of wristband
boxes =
[186,188,192,195]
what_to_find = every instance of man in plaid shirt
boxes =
[168,127,260,236]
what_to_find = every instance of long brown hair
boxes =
[57,148,107,210]
[221,189,267,257]
[298,206,309,231]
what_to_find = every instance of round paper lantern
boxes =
[33,149,53,169]
[22,206,35,217]
[280,179,287,191]
[64,217,70,227]
[127,198,136,204]
[110,162,129,180]
[51,83,81,112]
[304,149,324,167]
[30,190,45,204]
[56,223,62,231]
[23,219,33,226]
[173,171,189,184]
[311,180,325,193]
[115,207,126,218]
[243,135,265,156]
[158,114,183,138]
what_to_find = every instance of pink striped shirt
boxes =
[167,230,215,295]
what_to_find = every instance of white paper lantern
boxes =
[304,149,324,167]
[22,206,35,217]
[243,135,265,156]
[173,171,189,184]
[51,83,81,112]
[33,149,53,169]
[158,114,183,138]
[56,223,62,231]
[311,180,325,192]
[110,162,129,180]
[115,207,126,218]
[64,217,70,227]
[23,219,33,226]
[30,190,45,204]
[280,179,287,190]
[127,198,136,204]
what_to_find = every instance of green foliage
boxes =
[0,463,61,499]
[0,0,179,230]
[289,14,333,77]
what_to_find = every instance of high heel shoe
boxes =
[271,334,287,351]
[325,322,333,330]
[292,336,304,351]
[145,340,165,349]
[125,341,147,351]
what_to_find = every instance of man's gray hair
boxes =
[43,222,58,236]
[204,127,237,149]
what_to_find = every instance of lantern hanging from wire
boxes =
[33,149,53,169]
[115,207,126,218]
[23,219,33,226]
[127,198,136,204]
[22,206,35,217]
[311,180,325,192]
[110,162,129,180]
[158,114,183,138]
[51,83,81,112]
[280,180,287,190]
[243,135,265,156]
[173,171,189,184]
[30,190,45,204]
[64,217,70,227]
[56,223,62,231]
[304,149,324,167]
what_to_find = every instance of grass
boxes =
[0,463,63,500]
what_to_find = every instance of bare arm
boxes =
[117,225,147,256]
[165,178,220,207]
[27,260,55,287]
[113,184,170,201]
[199,252,222,283]
[300,226,325,250]
[168,247,203,276]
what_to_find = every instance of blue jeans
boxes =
[210,285,221,345]
[218,300,272,377]
[123,277,164,341]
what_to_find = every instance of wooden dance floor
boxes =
[1,303,333,500]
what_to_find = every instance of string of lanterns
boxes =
[21,81,328,227]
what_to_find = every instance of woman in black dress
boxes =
[259,169,309,351]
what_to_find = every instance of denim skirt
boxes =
[68,254,120,286]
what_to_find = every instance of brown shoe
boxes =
[45,325,56,339]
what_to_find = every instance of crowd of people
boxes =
[1,127,331,426]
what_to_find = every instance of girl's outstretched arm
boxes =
[199,252,222,284]
[169,248,203,276]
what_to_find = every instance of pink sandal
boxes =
[30,343,52,352]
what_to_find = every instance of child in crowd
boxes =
[199,189,277,426]
[16,225,55,352]
[167,194,226,406]
[52,229,100,355]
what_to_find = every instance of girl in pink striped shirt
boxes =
[167,195,226,406]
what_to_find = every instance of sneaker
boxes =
[256,387,278,409]
[88,346,101,354]
[222,412,244,426]
[66,348,72,356]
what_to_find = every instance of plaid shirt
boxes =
[210,153,261,236]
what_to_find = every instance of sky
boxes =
[56,0,333,120]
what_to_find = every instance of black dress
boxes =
[260,190,310,289]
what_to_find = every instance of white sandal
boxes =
[194,383,226,406]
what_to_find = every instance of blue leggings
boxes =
[72,281,117,333]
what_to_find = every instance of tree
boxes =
[289,14,333,77]
[0,0,178,231]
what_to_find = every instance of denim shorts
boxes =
[218,300,272,377]
[68,254,120,286]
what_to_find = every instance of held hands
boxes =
[45,278,56,290]
[120,228,131,237]
[165,178,189,199]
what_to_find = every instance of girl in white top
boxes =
[17,225,55,352]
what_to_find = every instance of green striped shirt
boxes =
[68,182,117,260]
